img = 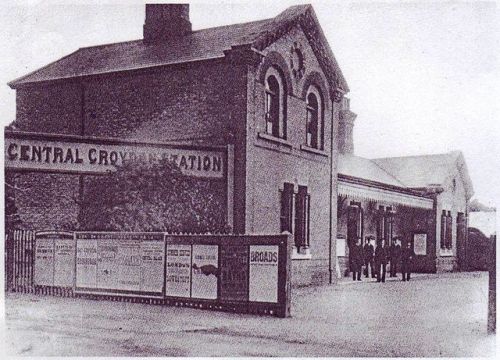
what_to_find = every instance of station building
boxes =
[336,98,474,274]
[6,4,349,286]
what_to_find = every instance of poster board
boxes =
[249,245,279,303]
[413,233,427,255]
[75,232,164,297]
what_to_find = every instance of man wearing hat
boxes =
[374,239,388,283]
[389,237,402,277]
[401,241,416,281]
[363,236,375,278]
[350,237,364,281]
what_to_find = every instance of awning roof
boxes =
[338,181,433,210]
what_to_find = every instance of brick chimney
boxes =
[143,4,192,44]
[338,97,357,154]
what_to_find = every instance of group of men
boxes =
[349,236,415,282]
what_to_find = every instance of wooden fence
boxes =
[5,229,36,293]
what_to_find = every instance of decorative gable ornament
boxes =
[290,42,306,80]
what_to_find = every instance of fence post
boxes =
[487,234,496,334]
[277,232,293,318]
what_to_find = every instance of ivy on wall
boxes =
[78,158,227,233]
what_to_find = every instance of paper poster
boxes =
[191,245,219,299]
[249,245,279,303]
[34,237,54,286]
[53,237,75,287]
[336,238,346,257]
[165,244,192,297]
[76,233,165,294]
[414,233,427,255]
[96,238,120,290]
[219,245,248,301]
[76,238,98,288]
[116,240,142,291]
[140,239,165,293]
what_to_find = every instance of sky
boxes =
[1,0,499,207]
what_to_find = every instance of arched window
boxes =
[265,67,287,139]
[305,86,323,149]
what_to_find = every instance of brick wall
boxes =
[12,60,248,232]
[246,25,339,285]
[16,82,83,135]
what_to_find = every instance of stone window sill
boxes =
[257,132,293,148]
[300,144,328,157]
[439,249,453,257]
[291,246,312,260]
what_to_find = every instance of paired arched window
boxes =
[306,86,324,149]
[265,67,287,139]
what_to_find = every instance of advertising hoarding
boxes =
[75,233,164,296]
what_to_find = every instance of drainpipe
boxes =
[328,97,335,283]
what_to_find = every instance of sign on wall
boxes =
[5,133,225,178]
[413,233,427,255]
[75,232,164,295]
[249,245,279,303]
[34,232,74,287]
[191,245,219,300]
[336,238,346,257]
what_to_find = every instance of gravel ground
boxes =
[2,271,495,357]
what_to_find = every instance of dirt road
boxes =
[3,272,495,357]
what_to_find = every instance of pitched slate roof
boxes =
[338,154,406,188]
[372,151,474,198]
[8,5,348,93]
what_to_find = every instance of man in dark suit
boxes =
[363,236,375,278]
[401,242,416,281]
[374,240,388,283]
[389,237,402,277]
[351,238,364,281]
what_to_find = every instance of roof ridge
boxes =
[339,154,407,187]
[77,18,275,52]
[373,151,460,161]
[78,39,143,51]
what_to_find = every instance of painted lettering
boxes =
[212,156,222,172]
[53,147,64,163]
[98,150,108,165]
[42,147,52,163]
[31,146,42,162]
[88,148,97,164]
[7,143,18,160]
[20,145,30,161]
